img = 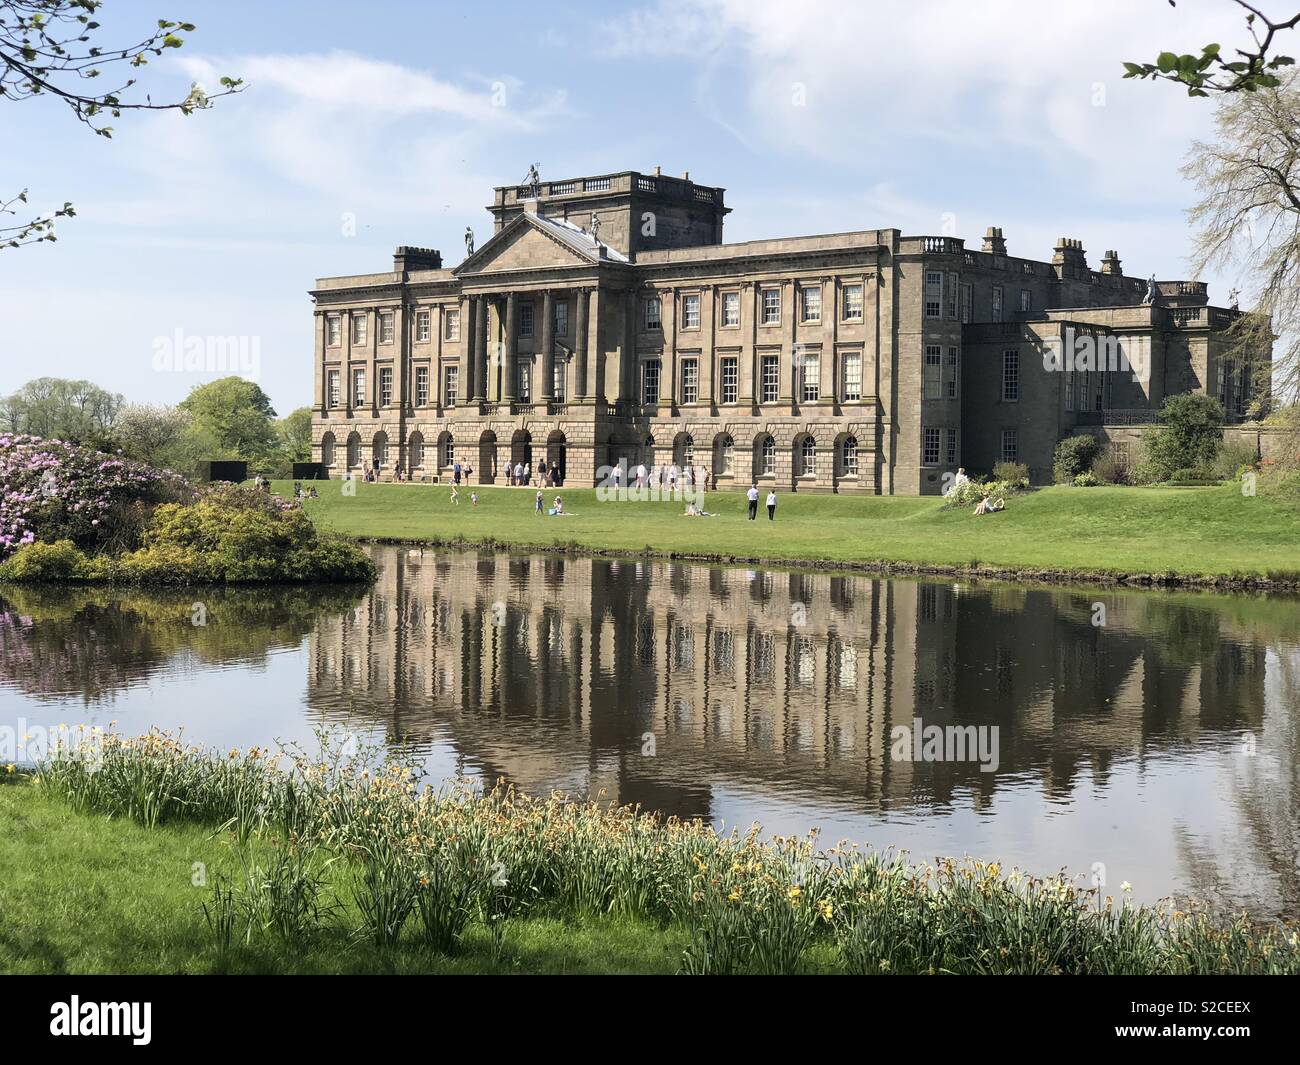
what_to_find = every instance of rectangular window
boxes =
[1001,428,1018,463]
[326,316,341,346]
[642,359,661,405]
[682,293,701,330]
[946,427,958,465]
[924,345,943,399]
[352,314,367,345]
[681,359,699,403]
[800,286,822,323]
[946,346,959,399]
[720,357,738,403]
[517,361,530,401]
[945,272,958,319]
[327,370,340,407]
[1064,367,1074,411]
[414,310,430,342]
[761,288,781,325]
[959,283,972,324]
[552,360,566,400]
[760,354,780,403]
[801,353,820,403]
[925,270,943,319]
[554,302,568,337]
[923,427,941,465]
[842,284,863,320]
[842,351,862,401]
[379,311,395,344]
[519,303,534,338]
[416,366,429,406]
[379,366,393,406]
[721,291,740,327]
[352,368,366,405]
[991,285,1003,323]
[443,365,458,407]
[1002,349,1020,401]
[644,297,662,331]
[1019,289,1032,313]
[443,309,459,341]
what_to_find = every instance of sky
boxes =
[0,0,1252,416]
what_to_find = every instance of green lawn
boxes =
[0,777,688,975]
[277,480,1300,582]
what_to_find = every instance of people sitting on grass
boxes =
[974,495,1005,515]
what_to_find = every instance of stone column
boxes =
[502,292,518,403]
[592,289,606,402]
[315,312,327,414]
[473,296,488,403]
[540,289,556,403]
[574,288,590,401]
[462,295,477,404]
[663,288,677,408]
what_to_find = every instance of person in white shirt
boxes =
[766,490,777,521]
[635,463,647,488]
[945,466,970,497]
[746,484,759,520]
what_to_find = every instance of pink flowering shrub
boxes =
[0,433,191,559]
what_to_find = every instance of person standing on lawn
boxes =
[766,489,777,521]
[747,484,759,520]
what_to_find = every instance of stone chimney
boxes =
[393,246,442,272]
[1100,249,1123,276]
[653,165,662,176]
[982,226,1006,254]
[1052,237,1088,278]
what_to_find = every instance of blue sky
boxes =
[0,0,1243,415]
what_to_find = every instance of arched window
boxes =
[408,432,424,470]
[643,435,655,467]
[760,435,776,476]
[321,432,336,467]
[679,434,695,467]
[714,434,734,476]
[840,435,858,476]
[799,436,816,477]
[373,432,388,467]
[347,433,361,469]
[441,434,455,468]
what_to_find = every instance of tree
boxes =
[279,407,313,463]
[1142,393,1226,479]
[0,376,121,441]
[178,377,278,464]
[1183,73,1297,399]
[1125,1,1298,96]
[1,1,242,249]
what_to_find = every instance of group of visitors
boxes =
[535,491,566,516]
[745,484,779,521]
[451,459,562,488]
[614,463,711,491]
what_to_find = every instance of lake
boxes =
[2,545,1297,918]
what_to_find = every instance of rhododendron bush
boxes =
[0,433,190,558]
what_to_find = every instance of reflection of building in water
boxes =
[307,549,1267,822]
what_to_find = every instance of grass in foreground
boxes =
[4,730,1296,976]
[280,480,1300,581]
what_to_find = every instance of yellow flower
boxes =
[787,885,803,901]
[818,899,833,920]
[3,763,15,774]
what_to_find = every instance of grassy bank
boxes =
[5,731,1297,976]
[280,480,1300,585]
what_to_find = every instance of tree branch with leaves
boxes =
[1125,0,1297,96]
[0,0,242,249]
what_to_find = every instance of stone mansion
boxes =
[310,168,1258,494]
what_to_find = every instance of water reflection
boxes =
[2,549,1298,917]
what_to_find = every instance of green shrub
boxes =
[1073,471,1100,487]
[1141,394,1225,482]
[0,539,90,581]
[1053,436,1099,483]
[1210,441,1259,481]
[944,478,1020,509]
[992,461,1030,486]
[1090,451,1129,485]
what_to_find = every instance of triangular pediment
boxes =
[455,213,599,276]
